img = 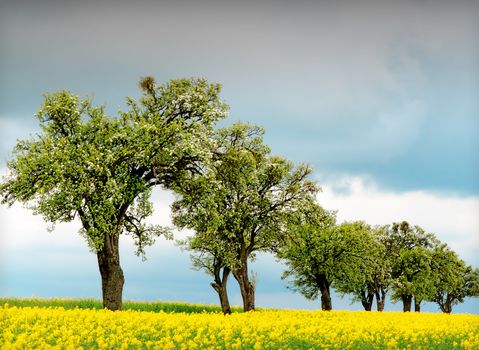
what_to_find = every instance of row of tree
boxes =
[170,124,479,314]
[278,218,479,314]
[1,77,477,313]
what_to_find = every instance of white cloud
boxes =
[0,187,178,253]
[317,175,479,266]
[1,174,478,268]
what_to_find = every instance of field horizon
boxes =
[1,297,477,315]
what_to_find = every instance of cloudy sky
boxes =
[1,0,478,313]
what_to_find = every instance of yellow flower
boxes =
[1,304,478,349]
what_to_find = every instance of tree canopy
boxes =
[0,77,228,310]
[278,203,374,311]
[172,123,318,311]
[429,244,479,313]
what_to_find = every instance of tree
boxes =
[387,221,439,312]
[333,224,387,311]
[172,123,317,311]
[392,245,435,312]
[177,230,236,314]
[429,244,479,313]
[367,226,397,311]
[278,201,371,311]
[0,77,228,310]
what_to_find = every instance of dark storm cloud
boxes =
[1,0,478,193]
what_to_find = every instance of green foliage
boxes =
[277,203,336,300]
[173,122,318,273]
[0,77,227,257]
[332,224,387,308]
[429,244,479,312]
[172,123,318,311]
[392,246,435,302]
[387,221,440,305]
[278,205,374,303]
[369,226,396,298]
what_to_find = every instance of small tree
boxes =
[391,246,435,312]
[387,221,439,312]
[333,224,387,311]
[277,203,336,310]
[372,226,402,311]
[176,230,236,314]
[278,200,372,311]
[172,123,317,311]
[429,244,479,313]
[0,77,227,310]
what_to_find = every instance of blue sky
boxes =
[1,0,478,313]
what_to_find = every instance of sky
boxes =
[0,0,478,313]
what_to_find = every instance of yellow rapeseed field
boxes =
[1,303,478,349]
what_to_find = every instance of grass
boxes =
[0,297,244,313]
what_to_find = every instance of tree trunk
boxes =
[233,254,255,312]
[414,297,421,312]
[439,303,452,314]
[317,275,332,311]
[376,299,385,312]
[375,287,386,312]
[360,289,374,311]
[211,266,232,315]
[217,285,231,315]
[439,294,453,314]
[97,232,124,311]
[402,295,412,312]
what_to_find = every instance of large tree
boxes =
[172,123,317,311]
[0,77,227,310]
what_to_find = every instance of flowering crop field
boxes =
[1,304,478,349]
